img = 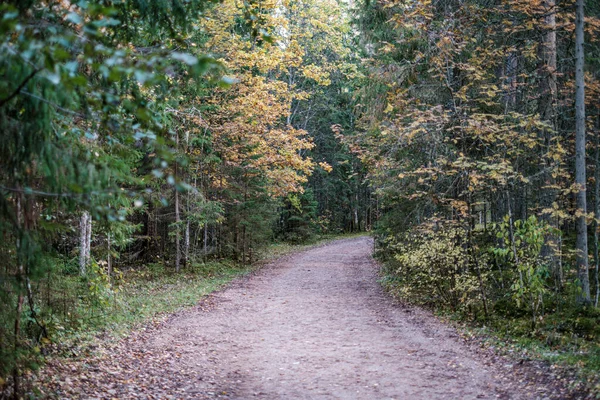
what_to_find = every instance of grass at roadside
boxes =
[91,261,249,337]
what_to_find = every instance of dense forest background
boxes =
[1,0,600,397]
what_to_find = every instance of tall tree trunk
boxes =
[539,0,557,122]
[574,0,591,304]
[242,180,248,264]
[175,182,181,273]
[595,128,600,307]
[12,293,23,399]
[504,52,518,111]
[175,131,181,273]
[79,211,91,276]
[355,192,360,231]
[86,214,92,263]
[12,193,24,399]
[79,212,88,275]
[539,0,560,284]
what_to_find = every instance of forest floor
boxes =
[37,236,589,399]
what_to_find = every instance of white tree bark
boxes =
[79,211,92,276]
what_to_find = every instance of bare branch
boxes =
[0,68,41,108]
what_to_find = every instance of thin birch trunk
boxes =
[79,211,91,276]
[86,214,92,266]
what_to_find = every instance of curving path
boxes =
[50,236,574,399]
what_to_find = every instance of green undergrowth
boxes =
[94,261,248,336]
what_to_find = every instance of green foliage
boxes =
[30,258,252,363]
[491,215,552,329]
[0,0,223,391]
[0,0,366,393]
[277,189,319,243]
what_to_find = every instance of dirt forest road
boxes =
[53,236,573,399]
